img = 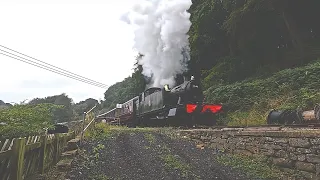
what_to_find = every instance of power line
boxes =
[0,48,109,89]
[0,45,109,88]
[0,49,108,88]
[0,52,109,89]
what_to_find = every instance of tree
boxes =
[0,103,63,139]
[28,93,75,122]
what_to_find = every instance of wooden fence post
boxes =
[53,134,60,164]
[39,135,47,174]
[80,112,86,145]
[11,138,26,180]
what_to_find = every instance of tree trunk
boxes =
[282,10,304,57]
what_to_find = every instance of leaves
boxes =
[0,103,62,139]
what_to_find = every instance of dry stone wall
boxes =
[178,128,320,180]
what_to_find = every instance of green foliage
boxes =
[204,60,320,125]
[84,123,114,140]
[73,98,99,118]
[0,103,63,139]
[28,93,75,123]
[160,154,192,178]
[216,154,297,179]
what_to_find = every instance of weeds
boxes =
[144,133,156,143]
[92,144,105,161]
[160,154,192,178]
[216,154,299,180]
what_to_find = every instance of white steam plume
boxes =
[120,0,192,88]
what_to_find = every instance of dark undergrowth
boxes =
[204,59,320,125]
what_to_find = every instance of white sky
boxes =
[0,0,139,104]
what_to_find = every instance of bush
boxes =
[204,59,320,125]
[0,103,63,139]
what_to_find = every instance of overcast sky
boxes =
[0,0,139,104]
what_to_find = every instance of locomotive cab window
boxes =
[144,88,161,97]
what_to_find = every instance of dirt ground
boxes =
[31,127,296,180]
[65,129,263,180]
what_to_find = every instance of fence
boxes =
[0,131,76,180]
[80,105,97,145]
[0,105,97,180]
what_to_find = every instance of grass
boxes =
[160,154,193,178]
[144,133,156,143]
[215,154,299,180]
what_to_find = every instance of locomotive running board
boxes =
[150,116,166,120]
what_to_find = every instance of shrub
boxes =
[204,59,320,125]
[0,103,63,139]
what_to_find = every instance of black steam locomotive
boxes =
[96,76,223,127]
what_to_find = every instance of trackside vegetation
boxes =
[0,103,62,140]
[205,59,320,125]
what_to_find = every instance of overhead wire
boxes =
[0,46,109,89]
[0,52,108,89]
[0,45,108,88]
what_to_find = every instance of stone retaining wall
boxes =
[178,128,320,179]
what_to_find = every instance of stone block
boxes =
[306,154,320,164]
[274,138,289,144]
[61,149,78,159]
[67,138,80,151]
[289,153,297,160]
[299,170,317,180]
[272,158,293,168]
[297,154,306,162]
[316,164,320,176]
[57,159,73,171]
[310,139,320,145]
[295,161,316,173]
[274,150,289,158]
[263,143,282,150]
[260,149,274,156]
[289,138,310,148]
[296,148,312,154]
